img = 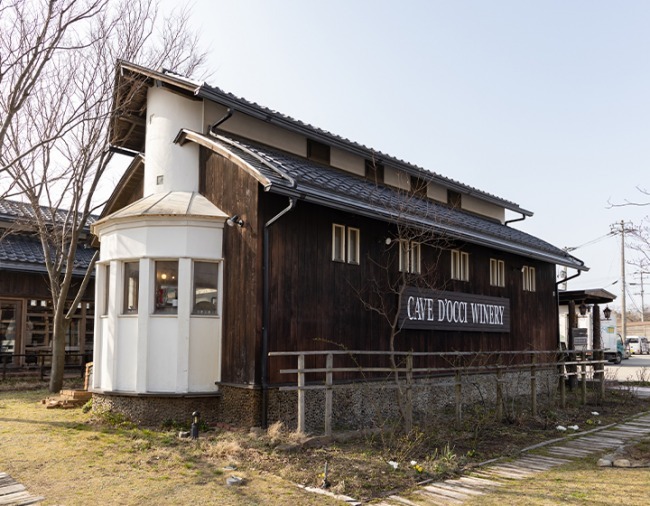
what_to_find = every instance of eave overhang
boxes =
[179,131,586,271]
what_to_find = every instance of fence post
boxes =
[297,354,305,434]
[406,354,414,430]
[324,353,333,437]
[40,354,46,381]
[455,370,462,426]
[530,354,537,417]
[598,349,605,401]
[580,351,587,405]
[496,367,503,421]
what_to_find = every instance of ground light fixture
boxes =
[191,411,200,439]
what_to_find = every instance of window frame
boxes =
[347,227,360,265]
[192,261,219,316]
[332,223,361,265]
[451,250,469,281]
[490,258,505,287]
[398,240,421,274]
[102,264,110,316]
[122,261,140,314]
[154,260,179,315]
[522,265,536,292]
[332,224,346,262]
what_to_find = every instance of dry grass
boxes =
[0,389,339,505]
[1,383,650,504]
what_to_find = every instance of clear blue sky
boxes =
[158,0,650,312]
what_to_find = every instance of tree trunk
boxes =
[48,317,70,393]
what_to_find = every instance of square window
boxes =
[154,260,179,314]
[307,139,330,164]
[122,261,139,314]
[193,262,219,315]
[399,240,420,273]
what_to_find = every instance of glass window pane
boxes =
[0,301,18,360]
[193,262,218,315]
[411,242,421,274]
[399,240,409,273]
[332,224,345,261]
[123,262,139,314]
[155,260,179,314]
[347,228,360,264]
[103,264,110,316]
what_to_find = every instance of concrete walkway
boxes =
[374,411,650,506]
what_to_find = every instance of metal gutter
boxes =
[261,197,298,428]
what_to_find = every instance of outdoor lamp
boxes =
[227,215,244,227]
[578,303,588,316]
[603,306,612,320]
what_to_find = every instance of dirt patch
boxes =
[2,383,650,504]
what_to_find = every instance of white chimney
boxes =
[144,86,202,195]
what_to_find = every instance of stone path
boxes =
[0,473,43,505]
[373,412,650,505]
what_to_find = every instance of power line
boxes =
[565,231,615,252]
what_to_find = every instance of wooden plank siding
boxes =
[260,195,559,385]
[200,150,559,387]
[201,148,263,385]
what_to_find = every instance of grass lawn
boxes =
[0,389,339,505]
[462,457,650,506]
[1,380,650,505]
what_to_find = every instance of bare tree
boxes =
[610,187,650,268]
[1,0,207,391]
[355,177,453,432]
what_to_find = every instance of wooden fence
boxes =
[268,349,607,435]
[1,353,89,381]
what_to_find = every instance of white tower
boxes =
[92,85,227,395]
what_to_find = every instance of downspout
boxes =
[208,108,233,135]
[261,197,297,428]
[505,211,527,226]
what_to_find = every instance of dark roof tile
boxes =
[214,134,583,269]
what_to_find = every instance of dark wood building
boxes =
[0,200,96,366]
[92,61,586,426]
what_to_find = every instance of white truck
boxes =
[559,310,622,362]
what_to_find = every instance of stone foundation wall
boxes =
[92,393,221,427]
[92,369,558,431]
[92,386,264,428]
[268,368,558,433]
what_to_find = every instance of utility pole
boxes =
[631,270,650,322]
[610,221,635,341]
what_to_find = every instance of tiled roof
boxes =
[204,133,583,270]
[115,62,530,215]
[0,199,97,228]
[197,82,529,215]
[0,232,96,274]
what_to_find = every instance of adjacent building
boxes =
[0,200,96,367]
